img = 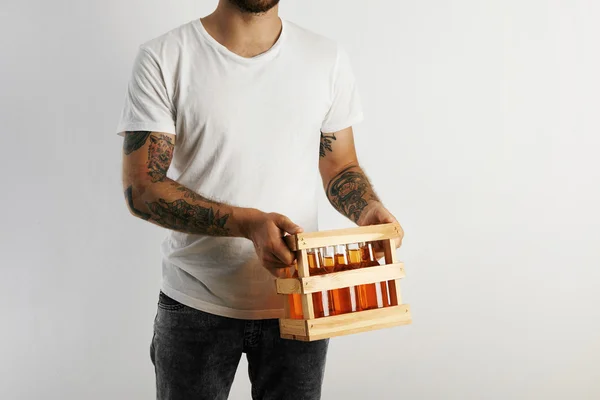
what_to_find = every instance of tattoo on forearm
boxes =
[147,135,174,182]
[123,131,151,155]
[124,132,228,234]
[320,132,336,158]
[170,183,217,204]
[327,167,379,223]
[124,185,151,220]
[146,199,230,235]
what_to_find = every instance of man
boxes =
[118,0,403,398]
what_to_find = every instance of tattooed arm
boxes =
[319,127,404,248]
[319,126,381,224]
[122,131,236,235]
[122,131,303,275]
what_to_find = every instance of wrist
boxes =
[235,207,262,239]
[357,200,384,227]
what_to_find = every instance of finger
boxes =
[263,252,290,269]
[395,237,403,249]
[262,260,290,278]
[372,240,385,252]
[271,242,295,266]
[264,263,290,278]
[373,250,386,261]
[262,253,290,276]
[274,214,303,235]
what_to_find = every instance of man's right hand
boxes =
[240,209,303,277]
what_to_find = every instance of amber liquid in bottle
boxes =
[348,244,379,310]
[307,250,326,318]
[324,246,353,315]
[288,268,304,319]
[360,243,391,307]
[320,249,337,316]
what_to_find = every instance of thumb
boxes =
[275,215,304,235]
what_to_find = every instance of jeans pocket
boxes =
[157,291,187,311]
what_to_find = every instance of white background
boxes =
[1,0,599,399]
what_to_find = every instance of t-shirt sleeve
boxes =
[320,46,364,134]
[116,47,176,136]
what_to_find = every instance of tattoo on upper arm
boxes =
[327,167,379,223]
[146,199,230,235]
[147,134,174,182]
[124,185,151,220]
[320,132,336,158]
[123,131,151,155]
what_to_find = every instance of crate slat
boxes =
[276,263,405,294]
[276,277,302,294]
[284,223,402,251]
[279,304,411,342]
[280,333,299,340]
[279,318,307,336]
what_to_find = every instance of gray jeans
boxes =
[150,292,329,400]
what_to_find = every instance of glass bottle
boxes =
[288,263,304,319]
[307,248,327,317]
[324,245,354,315]
[320,246,337,316]
[347,243,379,310]
[360,242,390,308]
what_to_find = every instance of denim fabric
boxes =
[150,291,329,400]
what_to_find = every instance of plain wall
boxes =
[1,1,599,399]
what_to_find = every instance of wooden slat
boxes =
[284,304,412,341]
[279,319,308,336]
[296,250,315,319]
[276,277,302,294]
[275,263,406,294]
[284,223,402,251]
[383,239,402,306]
[280,333,300,340]
[301,293,315,320]
[307,305,412,341]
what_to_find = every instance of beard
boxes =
[228,0,280,14]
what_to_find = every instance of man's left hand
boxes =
[356,201,404,258]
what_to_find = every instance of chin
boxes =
[229,0,280,14]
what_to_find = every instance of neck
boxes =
[201,1,282,58]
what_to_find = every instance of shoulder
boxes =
[137,20,200,62]
[284,20,342,65]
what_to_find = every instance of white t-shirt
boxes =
[117,19,363,319]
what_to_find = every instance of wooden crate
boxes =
[276,223,411,341]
